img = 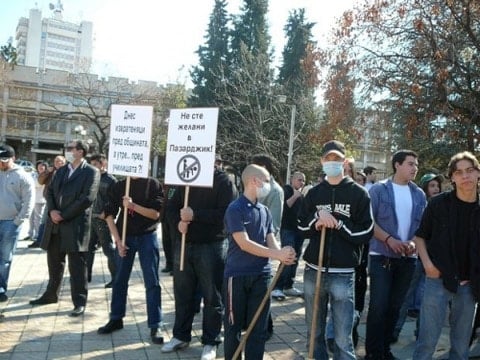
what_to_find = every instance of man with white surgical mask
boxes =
[298,140,374,359]
[30,140,100,318]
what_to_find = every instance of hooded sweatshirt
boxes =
[298,176,374,270]
[0,164,35,226]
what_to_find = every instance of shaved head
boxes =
[242,164,270,187]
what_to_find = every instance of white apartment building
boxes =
[15,1,93,73]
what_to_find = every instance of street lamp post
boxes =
[277,95,297,184]
[286,104,296,184]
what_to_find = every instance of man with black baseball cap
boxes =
[298,140,374,359]
[0,144,35,302]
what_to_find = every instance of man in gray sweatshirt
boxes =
[0,144,35,302]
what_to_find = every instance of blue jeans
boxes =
[223,273,271,360]
[275,228,304,290]
[304,266,356,360]
[365,255,415,358]
[0,220,20,294]
[110,232,162,329]
[173,240,226,345]
[413,278,476,360]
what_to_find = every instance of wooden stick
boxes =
[179,185,190,271]
[232,262,285,360]
[121,176,131,247]
[308,226,327,360]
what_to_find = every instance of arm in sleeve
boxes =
[166,185,183,227]
[297,189,321,239]
[336,191,374,245]
[268,186,284,234]
[15,174,35,226]
[191,175,236,226]
[61,167,100,220]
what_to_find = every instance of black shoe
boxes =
[150,328,164,344]
[70,306,85,317]
[28,242,40,248]
[98,319,124,334]
[104,281,113,288]
[161,267,172,273]
[0,293,7,302]
[30,295,58,305]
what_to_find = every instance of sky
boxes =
[1,0,356,87]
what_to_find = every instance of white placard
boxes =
[165,107,219,187]
[107,104,153,178]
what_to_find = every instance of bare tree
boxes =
[330,0,480,168]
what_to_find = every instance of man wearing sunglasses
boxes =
[30,140,99,317]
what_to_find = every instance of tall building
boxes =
[15,1,93,73]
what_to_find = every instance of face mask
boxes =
[64,151,75,163]
[323,161,344,178]
[256,181,271,199]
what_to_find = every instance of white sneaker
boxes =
[161,337,189,353]
[271,289,286,300]
[283,287,304,297]
[201,344,217,360]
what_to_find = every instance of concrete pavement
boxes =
[1,234,480,359]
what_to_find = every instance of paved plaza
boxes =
[1,234,479,359]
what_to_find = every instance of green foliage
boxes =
[0,41,17,69]
[189,2,323,181]
[230,0,271,59]
[190,0,230,107]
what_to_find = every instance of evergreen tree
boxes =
[278,9,317,97]
[276,9,323,177]
[189,0,230,107]
[230,0,271,59]
[217,0,275,165]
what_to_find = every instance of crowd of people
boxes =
[0,139,479,360]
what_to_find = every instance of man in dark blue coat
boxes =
[30,140,99,317]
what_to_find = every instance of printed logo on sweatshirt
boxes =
[316,204,351,218]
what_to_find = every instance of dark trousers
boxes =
[365,255,415,358]
[223,274,271,360]
[161,220,174,269]
[172,240,226,345]
[87,218,116,282]
[45,234,88,307]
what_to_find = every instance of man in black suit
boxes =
[30,140,99,317]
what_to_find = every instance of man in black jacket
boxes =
[298,140,374,360]
[86,154,117,288]
[30,140,99,317]
[162,163,237,360]
[413,151,480,360]
[97,176,164,345]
